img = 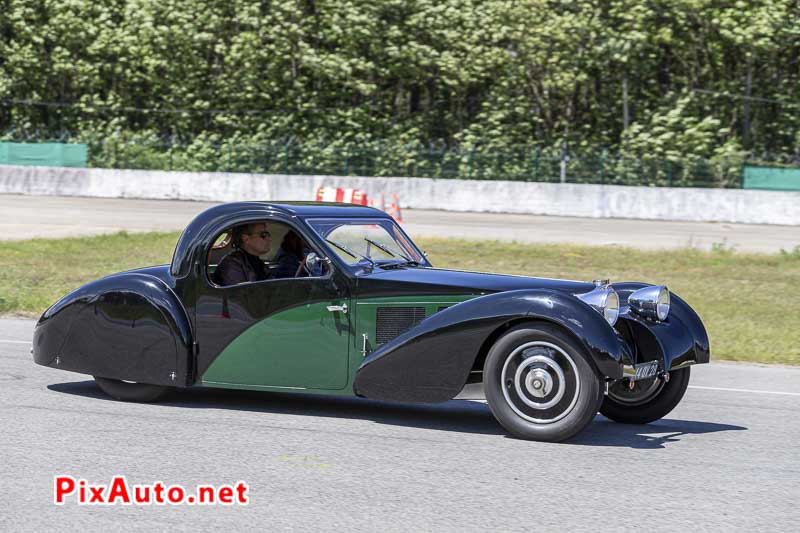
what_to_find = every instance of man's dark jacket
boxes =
[214,249,268,285]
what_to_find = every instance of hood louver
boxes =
[376,307,426,344]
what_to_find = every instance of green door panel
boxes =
[202,301,351,390]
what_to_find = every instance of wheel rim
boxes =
[500,341,581,424]
[608,375,665,406]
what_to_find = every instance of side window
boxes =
[206,220,329,287]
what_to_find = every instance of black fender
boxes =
[353,289,626,403]
[613,282,710,371]
[33,272,193,386]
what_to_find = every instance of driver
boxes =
[216,222,272,285]
[274,230,305,278]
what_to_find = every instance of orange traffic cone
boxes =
[389,193,403,222]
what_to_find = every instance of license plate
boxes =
[633,360,659,381]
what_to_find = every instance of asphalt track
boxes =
[2,194,799,253]
[1,318,799,531]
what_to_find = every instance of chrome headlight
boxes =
[628,285,670,321]
[576,285,619,326]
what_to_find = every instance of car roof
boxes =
[171,201,393,276]
[268,201,390,218]
[200,201,390,219]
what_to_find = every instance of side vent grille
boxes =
[376,307,426,344]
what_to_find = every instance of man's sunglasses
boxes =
[248,231,271,239]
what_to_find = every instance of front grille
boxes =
[376,307,426,344]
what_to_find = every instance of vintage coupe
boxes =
[33,202,709,442]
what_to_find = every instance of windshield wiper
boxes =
[326,238,375,268]
[363,237,415,263]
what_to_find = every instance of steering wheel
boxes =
[301,252,321,277]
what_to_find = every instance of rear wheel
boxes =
[483,323,603,442]
[93,377,170,402]
[600,367,690,424]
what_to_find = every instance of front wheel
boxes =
[94,376,170,402]
[600,366,690,424]
[483,323,603,442]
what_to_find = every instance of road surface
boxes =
[1,318,798,531]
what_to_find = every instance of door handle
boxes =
[326,303,348,314]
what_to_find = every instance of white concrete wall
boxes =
[1,164,798,225]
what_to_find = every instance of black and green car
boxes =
[33,202,710,442]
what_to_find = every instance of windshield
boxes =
[306,218,426,267]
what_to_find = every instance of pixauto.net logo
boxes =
[54,475,249,506]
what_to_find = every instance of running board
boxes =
[453,382,485,401]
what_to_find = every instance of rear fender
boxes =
[353,289,625,403]
[33,273,193,386]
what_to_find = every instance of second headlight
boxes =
[628,285,670,321]
[576,285,620,326]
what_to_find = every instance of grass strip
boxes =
[1,232,797,365]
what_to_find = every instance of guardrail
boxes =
[2,165,799,225]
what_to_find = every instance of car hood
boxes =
[357,266,596,296]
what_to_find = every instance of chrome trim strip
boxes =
[357,301,465,306]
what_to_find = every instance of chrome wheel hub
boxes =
[501,341,581,424]
[526,368,553,398]
[515,354,565,409]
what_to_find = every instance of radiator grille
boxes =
[376,307,426,344]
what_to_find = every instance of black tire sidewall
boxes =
[94,376,170,403]
[484,323,601,442]
[600,367,691,424]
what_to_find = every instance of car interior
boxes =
[206,221,325,286]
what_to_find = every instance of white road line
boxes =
[689,385,800,397]
[0,339,30,344]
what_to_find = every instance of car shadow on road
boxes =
[47,380,505,436]
[48,380,747,446]
[570,417,748,449]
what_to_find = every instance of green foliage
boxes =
[625,92,726,160]
[1,0,799,163]
[780,245,800,260]
[711,239,735,255]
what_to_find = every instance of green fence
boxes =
[0,136,768,188]
[0,142,87,167]
[82,138,745,189]
[742,165,800,191]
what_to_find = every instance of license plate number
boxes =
[633,361,659,381]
